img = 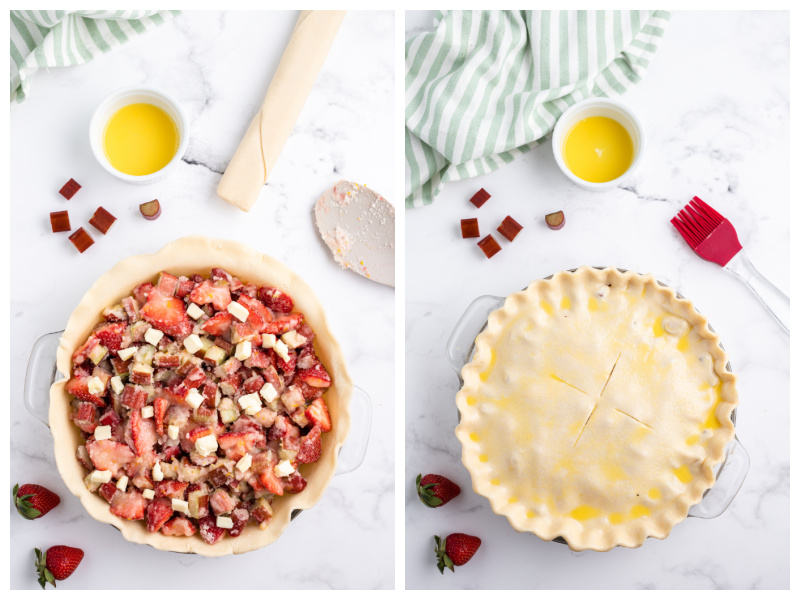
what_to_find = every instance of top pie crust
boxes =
[455,267,737,552]
[50,236,353,556]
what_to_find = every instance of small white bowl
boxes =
[89,85,189,184]
[551,97,644,191]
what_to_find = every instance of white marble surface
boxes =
[405,10,788,590]
[10,10,394,590]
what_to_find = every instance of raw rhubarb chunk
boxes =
[50,210,71,233]
[140,199,162,220]
[469,188,491,208]
[545,210,565,230]
[89,206,117,234]
[69,228,94,253]
[461,218,480,239]
[477,234,501,259]
[497,216,523,242]
[59,178,81,200]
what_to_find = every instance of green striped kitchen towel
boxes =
[10,10,181,103]
[406,10,671,207]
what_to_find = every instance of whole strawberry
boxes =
[434,533,482,573]
[14,483,61,520]
[416,474,460,508]
[35,545,84,589]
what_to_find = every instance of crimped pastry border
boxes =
[455,266,738,552]
[50,236,353,556]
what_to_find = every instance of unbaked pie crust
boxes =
[455,267,737,552]
[50,236,353,556]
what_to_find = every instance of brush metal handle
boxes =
[725,251,789,334]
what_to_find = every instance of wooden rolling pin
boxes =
[217,10,346,212]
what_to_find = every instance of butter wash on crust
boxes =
[50,236,352,556]
[455,267,737,552]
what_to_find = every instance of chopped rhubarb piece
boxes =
[59,178,81,200]
[69,227,94,253]
[120,384,149,410]
[139,199,161,220]
[50,210,71,233]
[283,471,307,494]
[477,234,501,259]
[228,506,249,537]
[88,206,117,234]
[545,210,565,230]
[461,218,480,239]
[296,426,322,464]
[497,215,523,242]
[156,272,180,296]
[198,515,226,544]
[469,188,491,208]
[162,516,197,537]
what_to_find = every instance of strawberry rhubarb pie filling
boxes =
[66,268,333,544]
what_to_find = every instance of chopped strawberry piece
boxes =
[295,379,324,401]
[242,374,265,395]
[258,466,284,496]
[99,482,118,502]
[162,516,197,536]
[176,276,197,299]
[262,313,303,335]
[296,323,315,345]
[93,322,126,354]
[76,445,93,471]
[268,415,292,441]
[130,411,157,457]
[110,489,147,520]
[218,431,261,462]
[156,272,180,296]
[305,398,332,432]
[73,364,92,378]
[121,296,140,321]
[133,282,154,307]
[210,489,237,515]
[202,311,233,336]
[258,286,294,313]
[145,497,173,533]
[161,444,181,462]
[245,347,272,369]
[153,396,169,436]
[283,471,307,494]
[269,348,296,374]
[211,268,233,283]
[198,515,226,544]
[189,280,232,312]
[297,362,331,388]
[86,439,135,477]
[154,480,189,500]
[228,506,250,537]
[231,322,257,344]
[296,426,322,464]
[72,336,101,366]
[237,294,273,333]
[187,426,214,443]
[71,402,98,433]
[141,289,193,339]
[65,376,105,407]
[120,384,149,410]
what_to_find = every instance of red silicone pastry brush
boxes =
[671,196,788,333]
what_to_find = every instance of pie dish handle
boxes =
[24,330,64,428]
[445,295,506,383]
[688,436,750,519]
[335,385,372,475]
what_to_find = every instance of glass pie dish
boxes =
[24,236,371,556]
[445,267,750,550]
